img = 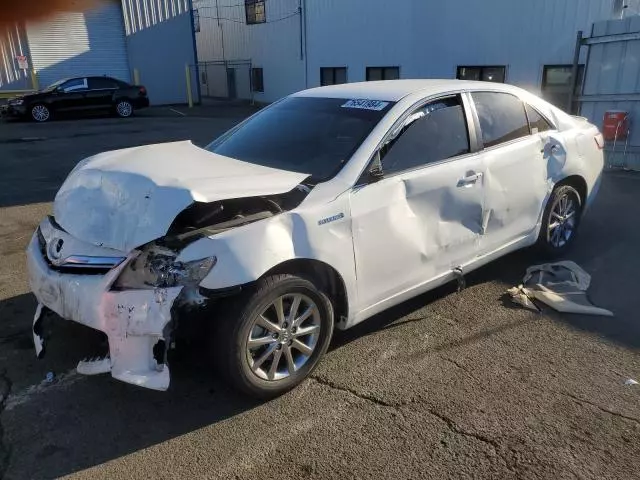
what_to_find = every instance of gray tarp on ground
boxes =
[508,261,613,316]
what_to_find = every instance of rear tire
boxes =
[536,184,582,257]
[115,99,133,118]
[212,274,334,399]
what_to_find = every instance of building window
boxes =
[245,0,266,24]
[457,66,506,83]
[366,67,400,81]
[541,65,584,113]
[252,68,264,92]
[320,67,347,86]
[193,9,200,32]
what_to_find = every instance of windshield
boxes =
[206,97,394,182]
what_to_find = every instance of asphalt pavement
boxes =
[1,110,639,480]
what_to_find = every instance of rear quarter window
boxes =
[525,104,554,133]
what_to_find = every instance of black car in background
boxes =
[2,76,149,122]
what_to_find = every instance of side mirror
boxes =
[368,151,384,182]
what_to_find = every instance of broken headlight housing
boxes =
[113,246,216,290]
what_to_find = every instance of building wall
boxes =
[194,0,303,101]
[304,0,613,94]
[122,0,199,104]
[0,23,31,90]
[26,1,131,89]
[195,0,617,103]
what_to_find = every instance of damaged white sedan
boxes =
[27,80,604,397]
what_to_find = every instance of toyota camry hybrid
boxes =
[26,80,604,398]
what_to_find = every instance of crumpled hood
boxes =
[54,140,309,251]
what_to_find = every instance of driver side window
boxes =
[380,95,470,175]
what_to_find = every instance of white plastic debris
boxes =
[76,356,112,376]
[624,379,638,386]
[507,261,613,316]
[45,372,55,383]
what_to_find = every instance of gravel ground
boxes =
[1,111,639,480]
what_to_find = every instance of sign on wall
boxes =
[15,55,28,70]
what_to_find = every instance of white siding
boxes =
[194,0,617,102]
[305,0,614,95]
[26,1,130,87]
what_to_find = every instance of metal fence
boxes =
[576,16,640,171]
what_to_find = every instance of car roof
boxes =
[293,79,526,102]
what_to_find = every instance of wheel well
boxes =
[263,259,349,323]
[556,175,587,204]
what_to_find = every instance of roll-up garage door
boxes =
[26,1,130,88]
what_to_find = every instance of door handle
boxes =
[457,172,483,187]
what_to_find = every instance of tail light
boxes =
[139,86,147,96]
[594,133,604,150]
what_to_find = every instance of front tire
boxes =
[31,104,50,122]
[537,184,582,257]
[213,274,334,399]
[115,99,133,118]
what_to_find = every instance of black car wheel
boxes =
[115,100,133,118]
[537,184,583,257]
[31,104,51,122]
[213,274,334,399]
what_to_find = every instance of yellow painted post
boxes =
[30,68,39,91]
[185,64,193,108]
[133,68,140,86]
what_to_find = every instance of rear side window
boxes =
[381,95,470,174]
[471,92,529,148]
[525,104,553,133]
[89,77,119,89]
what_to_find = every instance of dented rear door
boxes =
[469,92,549,254]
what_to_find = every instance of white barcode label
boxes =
[341,99,389,111]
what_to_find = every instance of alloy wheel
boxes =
[116,101,133,117]
[32,105,50,122]
[547,192,578,248]
[245,293,321,381]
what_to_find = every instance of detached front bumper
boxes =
[26,221,183,390]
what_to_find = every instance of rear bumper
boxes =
[26,219,182,390]
[134,97,150,109]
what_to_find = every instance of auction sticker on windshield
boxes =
[341,99,389,111]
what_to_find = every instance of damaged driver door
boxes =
[350,94,485,313]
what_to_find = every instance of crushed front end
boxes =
[26,216,215,391]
